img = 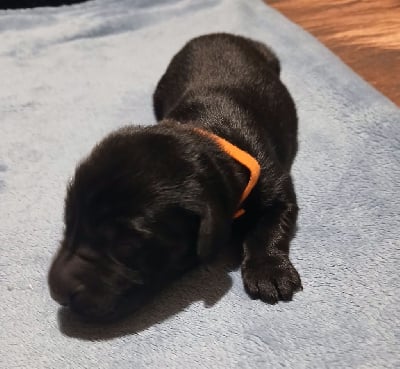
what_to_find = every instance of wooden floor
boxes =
[267,0,400,105]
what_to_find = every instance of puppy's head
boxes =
[48,125,230,320]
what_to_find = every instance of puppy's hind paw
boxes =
[241,255,302,304]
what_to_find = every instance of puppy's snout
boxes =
[48,266,83,307]
[48,251,115,318]
[63,285,85,308]
[68,286,89,311]
[48,252,86,306]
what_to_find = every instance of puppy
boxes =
[48,33,302,320]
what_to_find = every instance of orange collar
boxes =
[194,128,261,218]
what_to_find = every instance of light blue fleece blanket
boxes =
[0,0,399,368]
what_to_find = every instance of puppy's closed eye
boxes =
[111,237,143,263]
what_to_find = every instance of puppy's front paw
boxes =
[241,255,302,304]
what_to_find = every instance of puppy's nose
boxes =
[49,274,85,308]
[68,286,86,307]
[48,257,85,307]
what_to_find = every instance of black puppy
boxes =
[48,33,302,320]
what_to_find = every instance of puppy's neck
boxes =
[193,127,261,219]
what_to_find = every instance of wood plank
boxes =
[267,0,400,105]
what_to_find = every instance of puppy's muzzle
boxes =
[48,252,109,317]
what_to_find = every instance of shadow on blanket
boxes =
[57,247,242,340]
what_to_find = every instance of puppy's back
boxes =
[154,33,297,170]
[154,33,280,121]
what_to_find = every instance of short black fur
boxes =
[48,33,302,320]
[0,1,89,9]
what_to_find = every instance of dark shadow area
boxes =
[0,0,90,9]
[58,242,243,341]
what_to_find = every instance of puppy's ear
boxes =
[196,203,230,261]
